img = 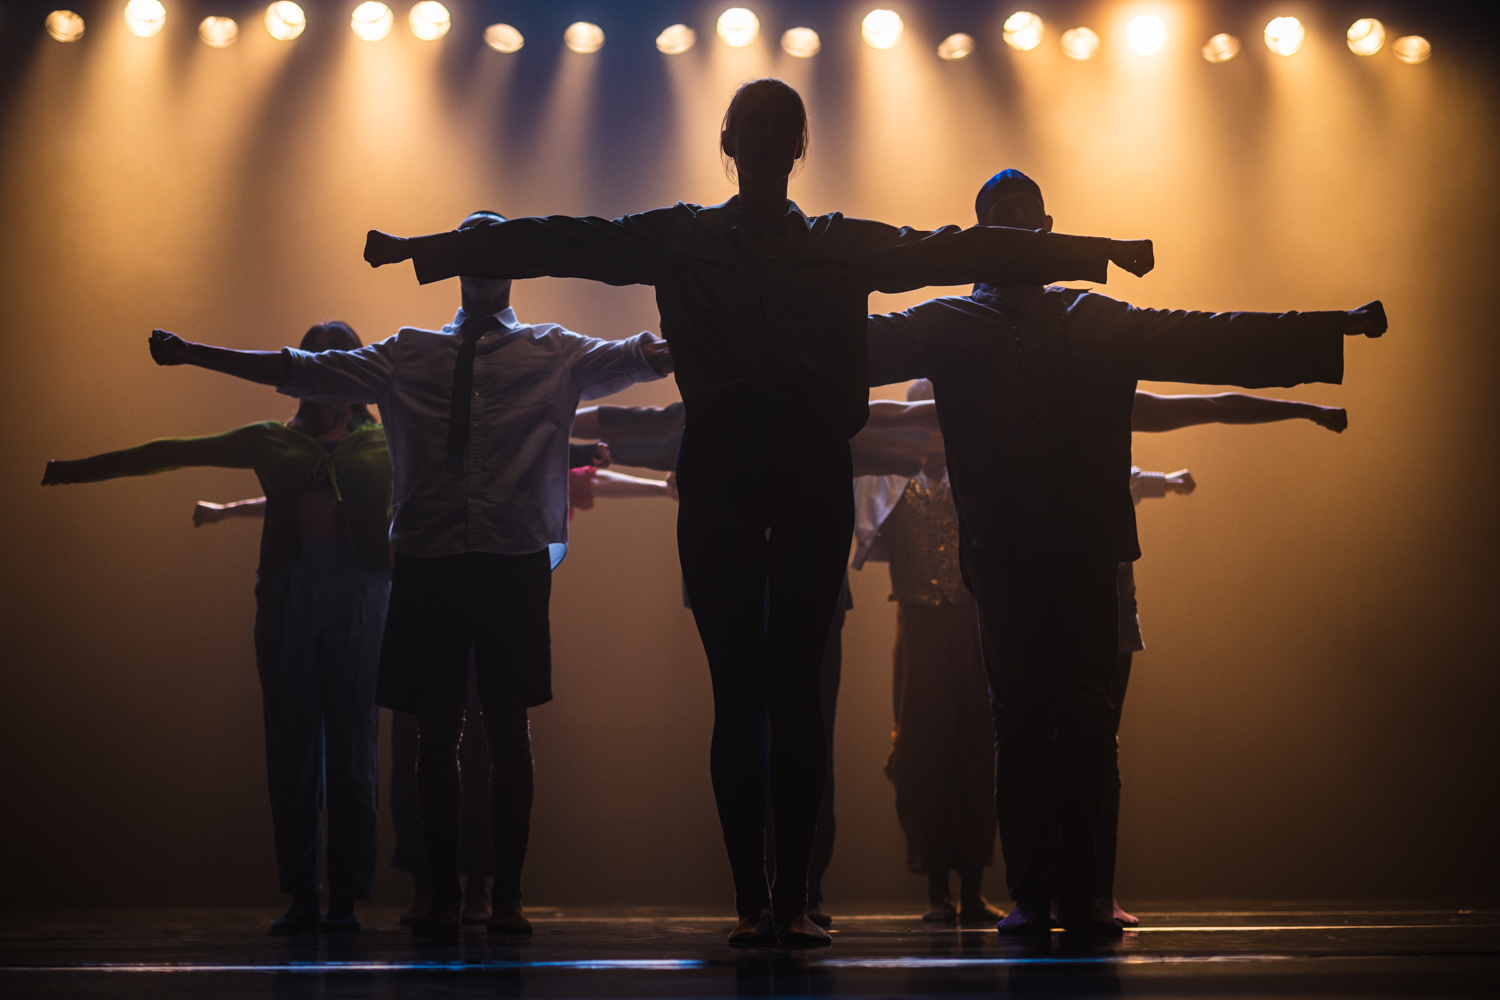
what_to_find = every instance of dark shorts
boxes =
[375,550,552,715]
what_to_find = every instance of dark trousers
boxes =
[390,667,494,882]
[1099,651,1132,898]
[970,555,1120,903]
[378,551,552,908]
[252,542,387,900]
[676,422,853,922]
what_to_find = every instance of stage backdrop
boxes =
[0,0,1495,909]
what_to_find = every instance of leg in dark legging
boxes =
[481,702,534,934]
[414,701,466,930]
[806,608,844,921]
[1099,651,1135,924]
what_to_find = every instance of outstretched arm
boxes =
[1130,468,1196,504]
[590,469,677,500]
[865,399,940,433]
[859,225,1153,293]
[148,330,288,385]
[366,215,666,287]
[194,496,266,527]
[42,424,265,486]
[1131,391,1347,433]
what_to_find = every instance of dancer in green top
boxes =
[42,322,392,934]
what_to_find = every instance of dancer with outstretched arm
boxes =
[364,78,1153,947]
[43,322,391,935]
[866,168,1385,937]
[144,210,672,936]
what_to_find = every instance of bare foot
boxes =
[727,910,776,947]
[462,876,491,925]
[777,912,832,947]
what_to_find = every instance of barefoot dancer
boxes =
[364,79,1152,947]
[43,322,391,935]
[143,211,672,936]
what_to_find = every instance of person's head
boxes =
[720,79,809,184]
[906,378,934,402]
[458,210,513,314]
[294,321,375,429]
[975,169,1052,232]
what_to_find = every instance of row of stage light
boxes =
[44,3,1434,65]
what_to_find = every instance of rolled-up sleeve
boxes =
[855,223,1112,294]
[278,337,399,404]
[567,331,668,401]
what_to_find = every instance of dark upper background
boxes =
[0,0,1496,909]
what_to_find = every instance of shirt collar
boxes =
[449,305,520,332]
[697,196,811,234]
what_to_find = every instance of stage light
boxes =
[199,16,238,47]
[1392,35,1431,64]
[408,1,448,41]
[485,23,523,53]
[124,0,165,38]
[564,22,604,54]
[1264,17,1304,57]
[937,33,974,60]
[862,10,903,50]
[45,10,85,42]
[1003,12,1044,51]
[264,2,304,40]
[1060,27,1099,61]
[350,2,392,41]
[1202,32,1240,63]
[1346,18,1385,56]
[1127,16,1167,56]
[717,8,759,47]
[656,24,695,54]
[781,27,820,58]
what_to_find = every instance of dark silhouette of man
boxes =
[866,169,1386,936]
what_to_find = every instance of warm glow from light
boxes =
[1060,27,1099,60]
[1003,12,1044,51]
[1126,16,1167,55]
[937,33,974,60]
[350,2,393,41]
[781,27,820,58]
[862,10,904,50]
[564,22,604,55]
[1345,18,1385,56]
[1202,32,1240,63]
[1264,17,1305,57]
[485,23,523,53]
[198,16,239,47]
[1393,35,1431,65]
[123,0,166,37]
[264,2,305,40]
[45,10,85,42]
[408,1,449,41]
[656,24,696,54]
[717,8,759,47]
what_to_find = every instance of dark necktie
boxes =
[446,313,502,477]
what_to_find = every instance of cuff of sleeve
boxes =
[1079,236,1111,284]
[1132,470,1168,501]
[276,347,310,397]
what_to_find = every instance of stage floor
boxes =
[1,906,1495,998]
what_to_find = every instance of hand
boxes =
[1346,300,1386,338]
[193,502,227,527]
[1109,239,1154,278]
[665,471,679,502]
[643,335,675,376]
[1166,469,1195,495]
[594,442,613,469]
[364,230,410,268]
[40,460,71,486]
[149,329,192,366]
[1309,406,1348,433]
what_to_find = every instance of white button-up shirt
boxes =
[279,307,666,563]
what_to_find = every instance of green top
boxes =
[50,419,392,575]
